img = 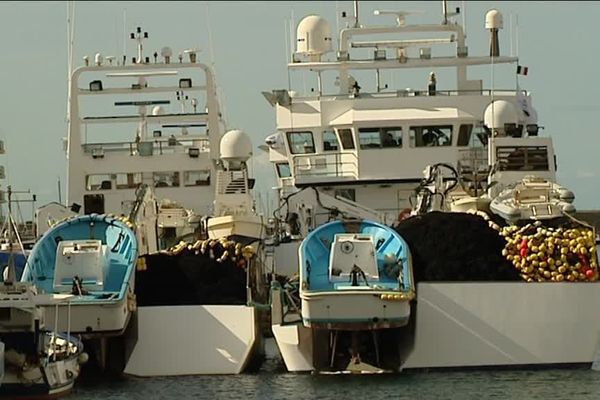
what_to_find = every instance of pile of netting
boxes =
[135,239,255,306]
[393,211,598,283]
[393,211,519,282]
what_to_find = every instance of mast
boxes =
[442,0,448,25]
[6,185,15,284]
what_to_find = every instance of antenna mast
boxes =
[442,0,448,25]
[353,0,360,28]
[131,26,148,64]
[6,186,14,284]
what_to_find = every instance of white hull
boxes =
[41,283,135,337]
[207,215,266,240]
[271,323,313,372]
[301,291,411,329]
[124,305,260,376]
[403,282,600,368]
[274,282,600,372]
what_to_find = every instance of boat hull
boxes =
[1,355,80,399]
[207,214,266,240]
[41,279,135,338]
[274,282,600,372]
[403,282,600,369]
[301,291,411,329]
[123,305,261,376]
[271,323,313,372]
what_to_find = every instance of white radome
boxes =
[296,15,332,56]
[220,129,253,162]
[152,106,164,116]
[485,9,503,30]
[484,100,518,130]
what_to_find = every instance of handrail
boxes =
[286,88,524,101]
[291,152,359,180]
[83,137,210,156]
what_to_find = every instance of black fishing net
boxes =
[393,211,520,282]
[135,245,248,306]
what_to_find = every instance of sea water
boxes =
[70,352,600,400]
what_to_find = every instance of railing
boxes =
[292,152,359,181]
[83,136,210,156]
[290,88,523,101]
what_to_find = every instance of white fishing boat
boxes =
[263,1,600,372]
[49,22,268,375]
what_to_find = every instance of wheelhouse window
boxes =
[86,174,113,191]
[358,127,402,149]
[184,170,211,186]
[322,130,339,151]
[337,128,355,150]
[457,124,473,147]
[358,128,381,149]
[497,146,549,171]
[286,131,315,154]
[276,163,292,178]
[153,171,180,188]
[410,125,453,147]
[116,173,142,189]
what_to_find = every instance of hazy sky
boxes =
[0,1,599,213]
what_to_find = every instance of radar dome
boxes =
[484,100,518,130]
[152,106,164,116]
[296,15,332,59]
[220,129,252,163]
[485,9,503,29]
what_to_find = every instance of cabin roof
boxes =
[330,107,476,126]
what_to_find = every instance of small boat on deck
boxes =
[21,214,138,338]
[490,175,576,224]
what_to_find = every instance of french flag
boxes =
[517,65,529,76]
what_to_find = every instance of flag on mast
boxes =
[517,65,529,76]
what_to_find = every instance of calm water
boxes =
[70,355,600,400]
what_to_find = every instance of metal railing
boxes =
[83,136,210,156]
[292,152,359,181]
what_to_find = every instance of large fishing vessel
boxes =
[50,23,269,375]
[263,1,600,372]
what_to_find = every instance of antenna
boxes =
[442,0,448,25]
[353,0,360,28]
[516,14,520,58]
[58,176,62,205]
[66,1,75,125]
[462,0,467,37]
[130,26,149,64]
[122,9,127,65]
[508,13,515,57]
[6,186,15,284]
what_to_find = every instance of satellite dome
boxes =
[484,100,518,130]
[152,106,164,116]
[220,129,252,163]
[485,9,503,30]
[296,15,332,58]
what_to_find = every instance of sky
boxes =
[0,1,599,214]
